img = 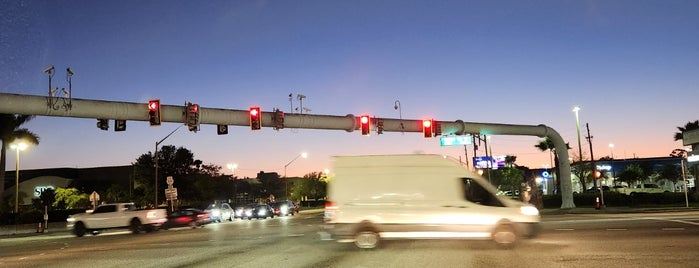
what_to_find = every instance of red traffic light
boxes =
[593,170,604,179]
[250,106,261,130]
[422,119,433,138]
[147,99,161,126]
[360,115,370,136]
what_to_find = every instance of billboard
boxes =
[473,156,506,169]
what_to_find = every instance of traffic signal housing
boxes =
[148,99,161,126]
[250,106,261,130]
[593,170,604,179]
[422,119,433,138]
[359,115,370,136]
[186,102,200,132]
[272,108,284,130]
[97,119,109,130]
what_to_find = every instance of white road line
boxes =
[661,228,685,231]
[554,228,575,231]
[645,217,699,226]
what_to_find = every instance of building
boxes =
[2,166,133,209]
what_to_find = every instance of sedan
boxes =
[271,200,299,216]
[248,204,274,220]
[162,208,211,229]
[205,203,234,222]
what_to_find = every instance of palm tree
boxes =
[535,138,570,195]
[674,120,699,141]
[0,114,41,207]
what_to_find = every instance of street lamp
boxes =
[227,163,238,177]
[284,152,308,198]
[609,143,615,159]
[609,143,616,186]
[10,142,27,214]
[573,106,583,164]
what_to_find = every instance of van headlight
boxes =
[520,205,539,216]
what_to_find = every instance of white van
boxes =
[323,154,540,249]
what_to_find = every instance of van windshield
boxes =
[462,178,504,207]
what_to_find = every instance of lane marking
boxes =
[644,217,699,226]
[554,228,575,231]
[606,228,627,231]
[661,228,685,231]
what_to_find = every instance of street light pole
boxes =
[10,142,27,214]
[284,152,308,198]
[573,106,584,189]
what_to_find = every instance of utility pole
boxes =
[586,123,604,206]
[586,123,596,188]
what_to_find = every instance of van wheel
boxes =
[492,224,517,248]
[130,218,142,234]
[354,228,380,249]
[74,222,86,237]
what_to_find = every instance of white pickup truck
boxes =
[67,203,167,237]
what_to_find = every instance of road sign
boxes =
[89,191,100,202]
[165,188,178,200]
[439,135,472,146]
[683,129,699,146]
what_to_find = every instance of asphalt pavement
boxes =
[2,206,698,238]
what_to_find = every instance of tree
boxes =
[657,164,681,192]
[132,145,223,207]
[291,172,327,201]
[535,138,570,194]
[0,114,40,209]
[617,164,644,187]
[53,187,90,209]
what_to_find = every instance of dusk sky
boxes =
[2,0,698,178]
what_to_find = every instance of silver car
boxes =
[205,203,233,222]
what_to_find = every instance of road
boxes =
[1,210,699,268]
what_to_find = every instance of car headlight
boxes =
[520,205,539,216]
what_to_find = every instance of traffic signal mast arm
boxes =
[0,92,574,209]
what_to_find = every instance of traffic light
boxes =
[433,121,442,136]
[148,99,161,126]
[272,108,284,130]
[96,119,109,130]
[422,119,433,138]
[114,120,126,132]
[593,170,604,179]
[186,102,200,132]
[359,115,370,136]
[250,106,261,130]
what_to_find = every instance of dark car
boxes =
[271,200,299,216]
[248,204,274,220]
[233,204,246,219]
[162,208,211,229]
